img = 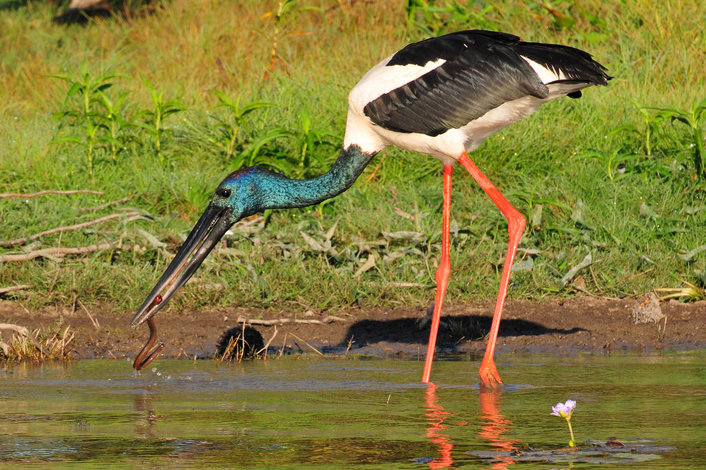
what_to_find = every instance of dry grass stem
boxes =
[0,241,119,262]
[78,299,100,329]
[0,190,103,199]
[0,285,30,296]
[278,333,288,359]
[0,324,75,362]
[288,332,324,357]
[236,315,346,326]
[0,211,140,247]
[344,335,354,357]
[256,325,279,357]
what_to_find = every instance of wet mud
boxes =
[1,296,704,361]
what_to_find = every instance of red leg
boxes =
[457,152,525,389]
[422,164,454,383]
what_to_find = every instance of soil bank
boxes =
[1,296,704,362]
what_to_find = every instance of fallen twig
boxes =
[78,299,100,329]
[0,285,30,296]
[236,315,347,326]
[0,211,140,247]
[278,333,287,358]
[387,282,428,288]
[344,335,354,358]
[393,206,415,221]
[0,323,30,337]
[0,189,102,199]
[289,332,324,357]
[255,325,279,357]
[0,241,119,262]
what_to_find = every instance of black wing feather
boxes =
[364,30,610,136]
[387,30,521,66]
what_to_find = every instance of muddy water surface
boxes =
[1,353,704,468]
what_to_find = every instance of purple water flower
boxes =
[551,399,577,447]
[551,399,576,420]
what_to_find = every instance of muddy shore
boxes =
[2,296,704,363]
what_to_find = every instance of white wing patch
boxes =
[521,56,567,84]
[344,54,449,156]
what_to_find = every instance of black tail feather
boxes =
[516,42,611,86]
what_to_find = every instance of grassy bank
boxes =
[0,0,704,319]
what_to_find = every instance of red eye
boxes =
[155,295,163,304]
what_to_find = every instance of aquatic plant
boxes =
[551,399,577,448]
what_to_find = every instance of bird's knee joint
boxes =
[508,212,526,238]
[435,264,451,284]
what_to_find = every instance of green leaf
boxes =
[66,82,83,99]
[239,101,271,118]
[211,89,235,108]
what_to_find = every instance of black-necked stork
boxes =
[130,30,610,387]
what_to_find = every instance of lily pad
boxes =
[467,439,674,465]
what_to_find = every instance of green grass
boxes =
[0,0,705,317]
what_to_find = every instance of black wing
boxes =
[364,30,609,137]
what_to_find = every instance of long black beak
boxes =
[130,203,234,327]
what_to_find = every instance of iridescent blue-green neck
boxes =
[255,144,375,211]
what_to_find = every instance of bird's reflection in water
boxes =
[134,392,158,439]
[479,389,518,469]
[424,384,519,469]
[424,383,454,468]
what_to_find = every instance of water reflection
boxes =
[424,384,519,469]
[424,383,453,468]
[134,393,158,439]
[1,357,701,467]
[479,389,518,469]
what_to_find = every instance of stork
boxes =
[130,30,609,388]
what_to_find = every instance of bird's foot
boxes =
[478,360,504,390]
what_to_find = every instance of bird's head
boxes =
[130,166,268,328]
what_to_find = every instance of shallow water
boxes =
[1,353,704,468]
